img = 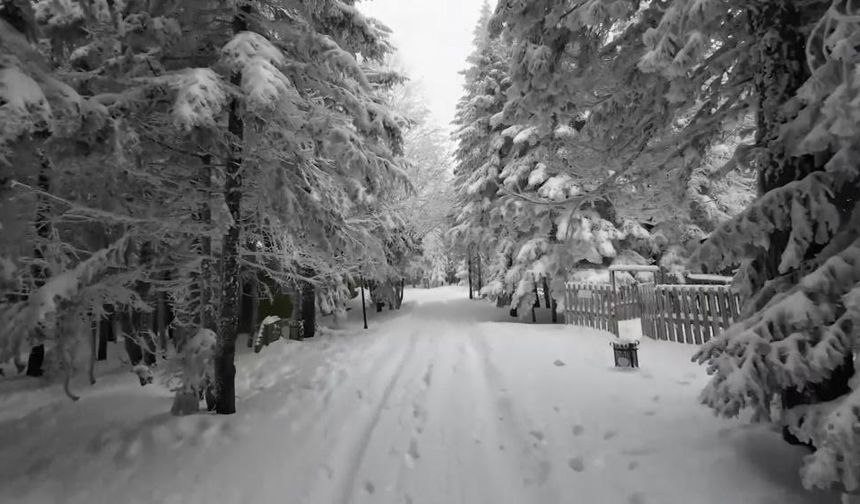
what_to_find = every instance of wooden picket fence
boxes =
[641,284,742,344]
[564,282,615,333]
[564,282,742,344]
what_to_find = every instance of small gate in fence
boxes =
[563,267,743,344]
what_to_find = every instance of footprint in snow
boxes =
[407,439,421,460]
[573,425,585,436]
[717,427,733,438]
[651,395,660,402]
[603,430,618,440]
[628,491,647,504]
[642,410,657,417]
[553,359,566,367]
[622,447,656,457]
[422,364,434,388]
[676,379,692,386]
[24,457,52,476]
[364,481,375,494]
[537,460,552,484]
[628,461,639,471]
[568,456,586,472]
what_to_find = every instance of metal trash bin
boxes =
[287,320,304,341]
[611,339,640,368]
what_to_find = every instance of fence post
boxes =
[609,270,618,337]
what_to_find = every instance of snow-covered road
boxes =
[0,287,838,504]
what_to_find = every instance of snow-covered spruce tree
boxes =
[0,1,198,397]
[384,79,456,286]
[0,0,411,412]
[262,3,410,332]
[451,0,513,301]
[568,0,860,494]
[633,1,860,496]
[486,0,755,285]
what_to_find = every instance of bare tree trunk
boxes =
[248,273,259,348]
[396,278,404,309]
[213,4,252,415]
[26,149,52,377]
[476,251,483,296]
[156,290,168,356]
[542,276,558,323]
[467,248,473,300]
[197,155,216,332]
[89,315,98,384]
[298,267,316,339]
[97,313,109,361]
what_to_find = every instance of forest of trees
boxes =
[0,0,456,414]
[2,0,859,498]
[449,0,859,497]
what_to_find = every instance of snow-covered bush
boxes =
[165,328,216,416]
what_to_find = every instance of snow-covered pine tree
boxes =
[638,1,860,495]
[451,0,513,301]
[1,0,413,413]
[481,0,759,316]
[0,0,195,396]
[265,2,411,332]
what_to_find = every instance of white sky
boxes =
[359,0,488,130]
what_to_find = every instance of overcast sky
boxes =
[359,0,489,130]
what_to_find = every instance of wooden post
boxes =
[360,274,368,330]
[467,248,474,299]
[609,270,618,337]
[249,275,259,347]
[476,251,483,295]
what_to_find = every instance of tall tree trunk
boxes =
[749,2,818,281]
[123,242,157,381]
[178,171,213,414]
[248,273,259,348]
[214,5,251,415]
[542,276,551,309]
[396,278,404,309]
[467,248,473,299]
[156,289,168,356]
[26,149,52,377]
[298,267,316,339]
[97,314,109,361]
[197,154,216,332]
[476,251,482,295]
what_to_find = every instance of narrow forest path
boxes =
[0,287,838,504]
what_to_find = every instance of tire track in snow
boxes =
[330,329,421,504]
[467,327,562,503]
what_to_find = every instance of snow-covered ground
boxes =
[0,287,838,504]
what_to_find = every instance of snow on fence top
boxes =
[685,274,733,284]
[608,264,660,272]
[654,284,735,292]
